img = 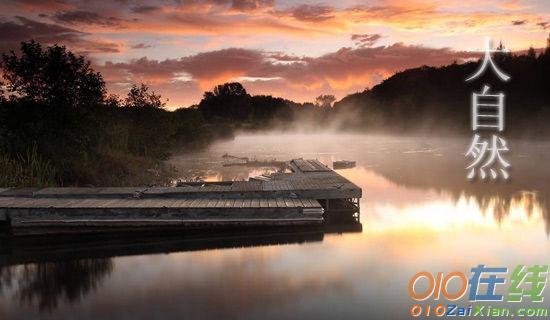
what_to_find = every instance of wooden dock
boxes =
[0,159,362,236]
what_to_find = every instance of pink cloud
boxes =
[99,43,478,108]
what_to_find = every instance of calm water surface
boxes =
[1,133,550,319]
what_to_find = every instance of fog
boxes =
[170,131,550,230]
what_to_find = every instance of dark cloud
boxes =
[53,10,124,27]
[170,0,274,12]
[100,44,477,90]
[8,0,70,11]
[78,43,120,54]
[0,16,119,54]
[538,22,549,30]
[181,48,270,80]
[131,5,161,14]
[229,0,274,11]
[268,53,307,63]
[131,43,153,49]
[101,57,184,82]
[0,16,83,49]
[98,43,480,107]
[351,34,382,48]
[511,19,527,26]
[288,4,334,22]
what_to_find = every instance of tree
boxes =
[212,82,248,97]
[0,81,5,104]
[1,41,106,108]
[198,82,251,121]
[124,84,164,108]
[315,94,336,108]
[527,47,537,59]
[104,94,121,108]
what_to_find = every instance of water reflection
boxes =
[2,134,550,319]
[0,223,361,313]
[169,134,550,233]
[0,259,113,312]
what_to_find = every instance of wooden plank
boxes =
[175,199,193,208]
[0,159,361,234]
[160,199,179,208]
[62,198,93,208]
[0,197,34,207]
[98,198,124,208]
[291,199,301,207]
[0,188,40,197]
[234,198,244,208]
[225,199,235,208]
[68,198,101,208]
[197,198,210,208]
[275,198,285,208]
[301,160,316,171]
[206,199,218,208]
[33,188,103,197]
[134,199,159,208]
[309,159,330,171]
[216,199,225,208]
[267,198,277,208]
[283,198,294,208]
[188,198,201,207]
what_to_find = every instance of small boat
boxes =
[333,160,356,169]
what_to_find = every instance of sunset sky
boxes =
[0,0,549,109]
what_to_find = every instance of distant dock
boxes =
[0,159,362,236]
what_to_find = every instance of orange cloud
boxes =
[2,0,548,108]
[98,43,480,108]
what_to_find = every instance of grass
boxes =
[0,146,58,187]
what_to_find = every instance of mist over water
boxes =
[2,132,550,319]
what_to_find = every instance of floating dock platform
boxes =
[0,159,362,236]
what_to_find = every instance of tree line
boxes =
[333,36,550,136]
[0,41,330,187]
[2,37,550,187]
[0,41,233,187]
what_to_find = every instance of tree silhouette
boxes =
[124,83,164,108]
[0,41,218,187]
[315,95,336,108]
[1,40,105,108]
[527,47,537,59]
[199,82,251,121]
[334,39,550,136]
[2,38,550,187]
[212,82,248,97]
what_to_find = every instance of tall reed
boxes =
[0,146,58,187]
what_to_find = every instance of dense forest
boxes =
[0,41,233,187]
[333,37,550,136]
[0,41,329,187]
[195,35,550,137]
[1,37,550,187]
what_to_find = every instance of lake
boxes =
[1,133,549,319]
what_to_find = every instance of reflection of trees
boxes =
[360,144,550,232]
[462,191,550,233]
[0,265,14,290]
[0,258,113,312]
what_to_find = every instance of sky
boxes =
[0,0,549,109]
